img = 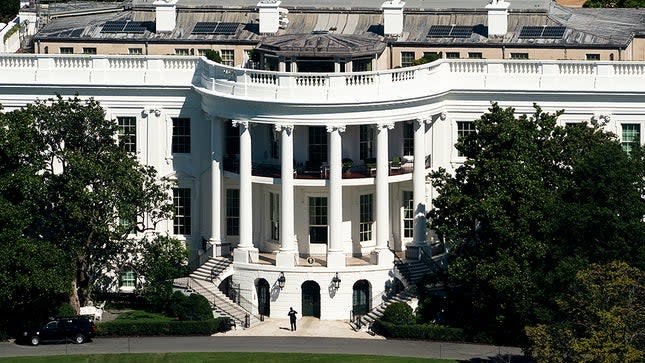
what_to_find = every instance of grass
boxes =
[0,353,455,363]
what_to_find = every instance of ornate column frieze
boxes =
[377,122,395,130]
[274,123,294,134]
[326,124,346,133]
[231,119,250,128]
[591,113,612,125]
[141,107,162,118]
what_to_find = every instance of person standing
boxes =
[287,307,298,331]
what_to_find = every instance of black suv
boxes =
[22,316,97,346]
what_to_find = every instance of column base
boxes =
[370,248,394,266]
[234,247,259,263]
[276,250,297,267]
[327,251,346,268]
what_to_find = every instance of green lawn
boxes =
[0,352,454,363]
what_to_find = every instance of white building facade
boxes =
[2,55,645,320]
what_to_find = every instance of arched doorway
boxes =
[256,278,270,316]
[352,280,371,315]
[301,281,321,318]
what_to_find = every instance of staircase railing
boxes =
[187,244,214,271]
[419,245,447,276]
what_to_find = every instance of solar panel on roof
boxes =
[427,25,452,37]
[450,26,473,38]
[192,22,218,34]
[213,22,239,35]
[519,26,543,38]
[123,21,149,33]
[70,29,84,37]
[101,21,127,33]
[542,26,566,38]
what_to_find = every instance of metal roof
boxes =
[257,32,386,57]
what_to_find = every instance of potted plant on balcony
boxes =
[342,158,354,174]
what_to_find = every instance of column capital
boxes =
[415,115,433,125]
[591,112,611,125]
[438,112,447,121]
[232,119,250,128]
[141,106,162,118]
[274,123,294,134]
[377,122,395,130]
[326,124,346,133]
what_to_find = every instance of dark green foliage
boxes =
[97,317,229,336]
[203,50,222,63]
[0,0,19,23]
[56,302,77,318]
[411,53,442,66]
[168,292,213,321]
[381,302,414,325]
[430,103,645,344]
[373,320,465,341]
[584,0,645,7]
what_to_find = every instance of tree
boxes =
[584,0,645,7]
[429,103,645,343]
[0,96,176,319]
[0,0,19,23]
[526,261,645,362]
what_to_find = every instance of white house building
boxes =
[3,0,645,325]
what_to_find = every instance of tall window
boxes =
[359,194,374,242]
[172,118,191,154]
[226,189,240,236]
[121,270,135,288]
[270,128,279,159]
[457,121,476,157]
[308,126,328,164]
[359,125,374,160]
[309,197,328,244]
[621,124,641,154]
[270,192,279,241]
[173,188,191,235]
[225,122,240,157]
[221,49,235,66]
[402,191,414,238]
[117,116,136,153]
[401,52,415,67]
[403,122,414,156]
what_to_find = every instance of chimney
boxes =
[154,0,178,33]
[486,0,510,37]
[381,0,405,36]
[257,0,281,34]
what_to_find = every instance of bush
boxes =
[203,50,222,63]
[56,302,77,318]
[97,317,230,336]
[168,292,213,321]
[381,302,414,325]
[373,320,465,341]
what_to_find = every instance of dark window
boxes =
[117,116,136,153]
[226,189,240,236]
[586,54,600,61]
[359,125,373,160]
[172,118,191,154]
[60,47,73,54]
[83,48,97,55]
[173,188,191,235]
[225,121,240,157]
[308,126,328,164]
[622,124,641,154]
[446,52,460,59]
[309,197,328,244]
[403,191,413,238]
[510,53,529,59]
[270,128,279,159]
[468,52,483,59]
[403,122,414,156]
[401,52,415,67]
[359,194,373,242]
[457,121,476,157]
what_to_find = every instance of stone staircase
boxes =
[174,256,259,328]
[351,289,416,331]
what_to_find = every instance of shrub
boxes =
[97,317,230,336]
[203,50,222,63]
[373,320,465,341]
[168,292,213,321]
[381,302,414,325]
[56,302,77,318]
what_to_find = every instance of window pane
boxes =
[401,52,415,67]
[117,116,136,153]
[309,197,328,244]
[403,122,414,156]
[172,118,191,154]
[173,188,191,235]
[403,191,413,238]
[457,121,476,157]
[221,49,235,66]
[360,194,373,242]
[226,189,240,236]
[622,124,640,153]
[308,126,328,164]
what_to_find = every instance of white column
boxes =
[411,117,429,256]
[208,117,223,255]
[233,120,257,263]
[276,123,297,267]
[373,122,394,265]
[327,124,346,268]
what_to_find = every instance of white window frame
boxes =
[401,191,414,239]
[359,194,374,242]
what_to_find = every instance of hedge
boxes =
[97,317,230,336]
[372,320,465,341]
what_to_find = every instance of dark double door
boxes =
[257,279,270,316]
[301,281,320,318]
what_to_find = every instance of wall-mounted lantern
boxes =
[331,272,341,289]
[277,272,286,289]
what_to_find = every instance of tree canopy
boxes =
[429,103,645,344]
[584,0,645,7]
[0,96,183,337]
